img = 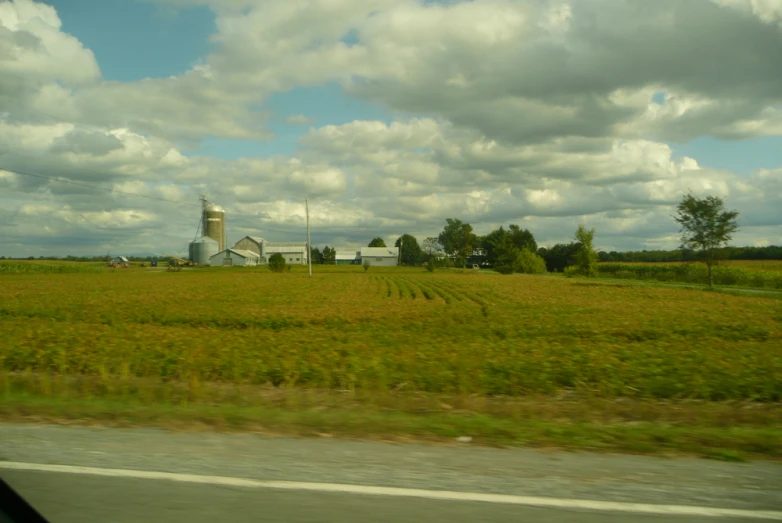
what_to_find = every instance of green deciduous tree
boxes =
[368,237,387,247]
[509,225,537,253]
[438,218,477,264]
[673,193,740,288]
[538,243,580,272]
[268,253,286,273]
[482,225,537,265]
[492,237,519,274]
[394,234,423,266]
[493,238,547,275]
[571,224,599,276]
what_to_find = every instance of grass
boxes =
[1,264,781,458]
[2,379,780,461]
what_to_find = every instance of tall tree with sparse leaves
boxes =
[572,224,599,276]
[368,237,387,248]
[422,237,442,260]
[673,193,740,288]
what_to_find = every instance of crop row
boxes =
[0,262,103,274]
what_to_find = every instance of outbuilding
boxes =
[231,237,308,265]
[209,248,260,267]
[360,247,399,267]
[261,243,308,265]
[110,256,130,267]
[335,250,361,265]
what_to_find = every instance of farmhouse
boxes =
[360,247,399,266]
[210,248,261,267]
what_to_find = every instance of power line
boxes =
[0,166,200,206]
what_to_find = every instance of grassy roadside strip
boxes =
[2,380,780,463]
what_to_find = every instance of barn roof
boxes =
[335,250,360,260]
[360,247,399,258]
[210,249,260,259]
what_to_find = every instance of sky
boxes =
[1,0,781,257]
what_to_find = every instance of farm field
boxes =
[2,265,781,458]
[593,260,782,288]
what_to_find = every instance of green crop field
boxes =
[2,265,781,399]
[2,264,781,458]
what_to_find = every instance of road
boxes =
[1,423,781,522]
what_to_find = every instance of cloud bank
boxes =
[1,0,780,256]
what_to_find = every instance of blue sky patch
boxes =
[47,0,215,82]
[188,83,396,159]
[671,136,782,175]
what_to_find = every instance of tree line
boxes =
[311,194,756,286]
[598,245,782,263]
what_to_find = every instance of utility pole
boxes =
[306,199,312,278]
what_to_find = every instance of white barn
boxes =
[262,243,308,265]
[210,248,261,267]
[360,247,399,266]
[335,250,361,265]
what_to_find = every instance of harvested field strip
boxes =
[414,279,451,303]
[399,278,426,301]
[395,278,415,299]
[425,280,465,302]
[380,276,394,298]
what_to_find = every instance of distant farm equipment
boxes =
[164,254,192,271]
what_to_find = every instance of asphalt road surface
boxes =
[1,423,781,522]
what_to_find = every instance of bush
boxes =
[268,253,286,273]
[494,248,548,275]
[425,258,436,272]
[363,261,371,272]
[514,248,547,274]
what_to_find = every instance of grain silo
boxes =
[203,203,226,251]
[189,236,219,265]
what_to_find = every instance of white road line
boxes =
[1,461,780,520]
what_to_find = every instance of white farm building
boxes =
[232,236,308,265]
[360,247,399,267]
[210,248,261,267]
